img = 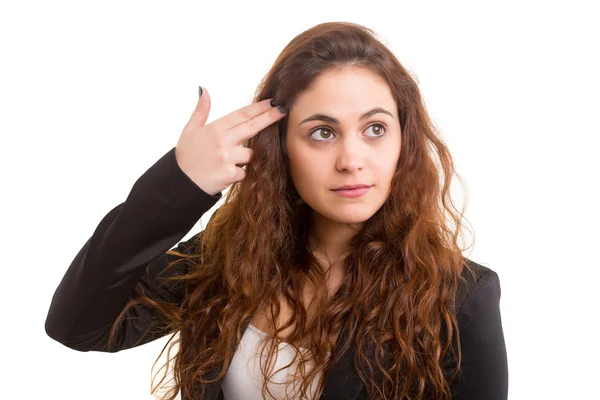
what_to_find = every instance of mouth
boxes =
[332,184,372,191]
[331,185,372,198]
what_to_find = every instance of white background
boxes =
[1,0,598,398]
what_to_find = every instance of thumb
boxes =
[188,86,211,127]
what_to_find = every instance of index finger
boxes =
[209,98,276,131]
[226,104,288,147]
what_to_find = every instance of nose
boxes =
[335,135,366,173]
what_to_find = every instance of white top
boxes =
[221,323,328,399]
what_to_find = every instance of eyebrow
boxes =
[298,107,394,126]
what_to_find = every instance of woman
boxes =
[45,22,508,400]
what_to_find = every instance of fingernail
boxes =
[278,105,287,114]
[270,99,276,107]
[198,86,203,97]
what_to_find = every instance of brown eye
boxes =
[309,128,335,141]
[366,123,387,137]
[309,123,387,142]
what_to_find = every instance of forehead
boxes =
[291,67,396,115]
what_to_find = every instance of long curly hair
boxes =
[108,21,477,400]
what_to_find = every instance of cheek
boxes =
[287,140,324,179]
[288,150,319,187]
[293,164,323,188]
[376,143,401,183]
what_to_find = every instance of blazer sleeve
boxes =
[44,147,222,352]
[452,270,509,400]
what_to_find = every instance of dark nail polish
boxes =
[278,105,287,114]
[198,86,203,97]
[270,99,276,107]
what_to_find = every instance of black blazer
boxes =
[45,147,509,399]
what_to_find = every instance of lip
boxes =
[331,186,371,198]
[332,184,371,190]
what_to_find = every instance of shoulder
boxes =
[453,258,502,316]
[449,258,509,399]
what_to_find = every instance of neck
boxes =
[306,211,362,269]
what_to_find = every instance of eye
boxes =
[309,127,335,141]
[309,123,388,141]
[365,123,387,137]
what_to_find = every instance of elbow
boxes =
[44,318,88,352]
[45,317,110,352]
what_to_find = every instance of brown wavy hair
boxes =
[108,21,477,399]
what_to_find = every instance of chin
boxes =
[319,207,375,225]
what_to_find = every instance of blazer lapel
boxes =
[319,316,365,399]
[192,316,365,400]
[320,356,365,399]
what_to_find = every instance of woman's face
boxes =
[285,66,402,226]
